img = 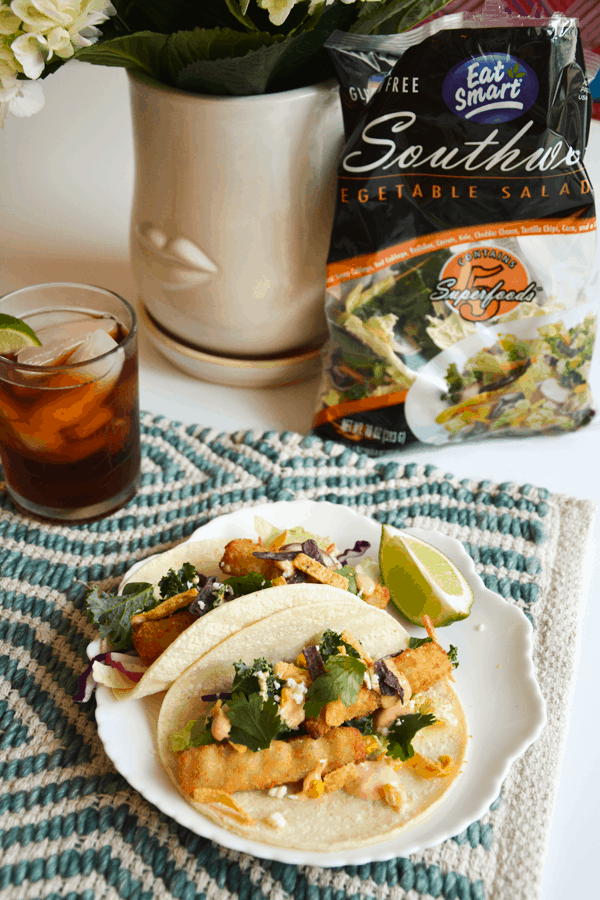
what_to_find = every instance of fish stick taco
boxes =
[157,598,467,851]
[80,519,391,702]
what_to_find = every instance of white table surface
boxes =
[1,62,599,899]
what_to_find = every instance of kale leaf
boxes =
[224,572,273,596]
[304,654,366,719]
[85,581,156,651]
[227,693,282,752]
[232,658,280,698]
[448,645,459,669]
[408,636,433,649]
[345,713,376,735]
[386,713,437,761]
[319,629,361,661]
[158,561,197,599]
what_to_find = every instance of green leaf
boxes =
[160,27,279,90]
[232,658,280,698]
[158,561,197,599]
[224,571,273,596]
[85,581,156,651]
[386,713,437,761]
[224,0,259,31]
[352,0,452,36]
[170,716,216,751]
[304,654,366,718]
[336,567,359,595]
[448,645,459,669]
[408,636,433,650]
[114,0,242,34]
[174,3,356,95]
[73,31,169,78]
[346,713,376,735]
[318,629,361,661]
[227,692,282,751]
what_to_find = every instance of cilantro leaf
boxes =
[386,713,437,761]
[171,717,216,752]
[227,692,282,751]
[158,561,197,599]
[304,654,366,719]
[224,572,273,596]
[448,645,459,669]
[85,581,156,651]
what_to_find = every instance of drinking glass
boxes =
[0,283,141,522]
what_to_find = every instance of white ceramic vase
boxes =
[129,74,344,382]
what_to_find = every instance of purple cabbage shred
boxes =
[337,541,370,565]
[73,652,109,703]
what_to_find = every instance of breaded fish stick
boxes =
[392,642,452,694]
[132,609,197,666]
[305,689,381,738]
[178,727,366,795]
[305,641,453,737]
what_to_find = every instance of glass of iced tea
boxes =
[0,283,141,522]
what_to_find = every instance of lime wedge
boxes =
[379,524,473,627]
[0,313,41,354]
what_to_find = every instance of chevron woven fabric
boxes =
[0,412,596,900]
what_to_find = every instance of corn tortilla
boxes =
[157,601,468,851]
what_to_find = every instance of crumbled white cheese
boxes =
[363,670,371,690]
[256,671,269,702]
[213,581,222,589]
[370,672,380,691]
[286,678,307,704]
[380,726,390,736]
[266,812,286,829]
[268,785,288,799]
[196,600,205,609]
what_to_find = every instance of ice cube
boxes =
[68,329,124,384]
[26,310,93,332]
[35,316,119,346]
[17,318,120,366]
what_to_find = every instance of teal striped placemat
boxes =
[0,412,595,900]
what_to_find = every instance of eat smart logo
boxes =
[443,53,539,124]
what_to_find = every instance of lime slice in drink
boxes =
[0,314,41,354]
[379,524,473,627]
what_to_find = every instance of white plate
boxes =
[91,499,546,866]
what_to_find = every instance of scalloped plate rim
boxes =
[92,499,546,865]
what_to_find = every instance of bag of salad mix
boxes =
[312,13,597,453]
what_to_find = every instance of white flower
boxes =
[11,29,47,77]
[0,75,44,125]
[10,0,72,33]
[257,0,298,27]
[0,7,21,35]
[46,24,73,57]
